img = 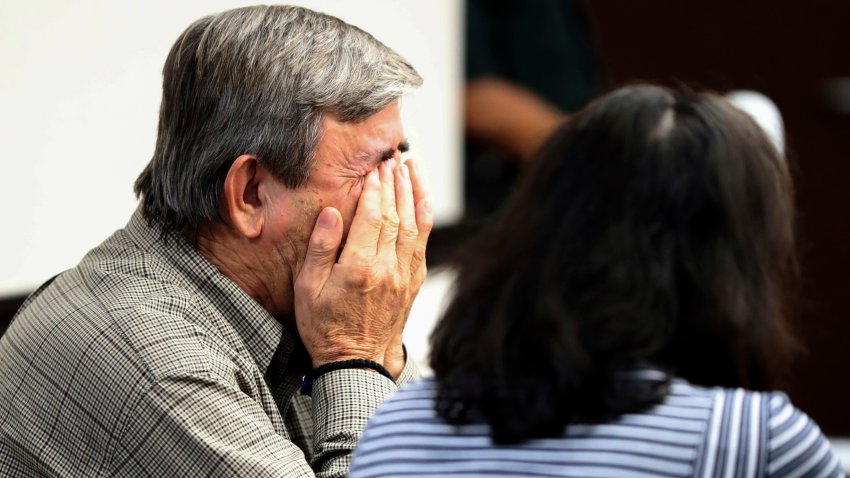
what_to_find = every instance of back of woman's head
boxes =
[430,84,798,444]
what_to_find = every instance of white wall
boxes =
[0,0,463,296]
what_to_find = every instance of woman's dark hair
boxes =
[430,84,799,444]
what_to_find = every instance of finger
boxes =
[296,207,343,296]
[394,162,418,267]
[406,158,429,214]
[377,159,400,254]
[413,259,427,290]
[339,169,381,263]
[393,261,426,338]
[406,159,433,275]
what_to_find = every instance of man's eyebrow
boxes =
[378,140,410,162]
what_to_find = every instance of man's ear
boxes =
[222,154,268,239]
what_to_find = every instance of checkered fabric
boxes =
[0,207,418,477]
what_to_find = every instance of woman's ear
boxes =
[221,154,266,238]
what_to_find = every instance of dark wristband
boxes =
[300,359,394,396]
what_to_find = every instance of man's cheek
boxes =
[341,188,364,239]
[340,207,357,244]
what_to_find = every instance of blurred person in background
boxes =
[350,85,842,477]
[0,5,431,477]
[428,0,603,266]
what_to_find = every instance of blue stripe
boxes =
[354,458,687,478]
[356,438,698,463]
[735,392,751,477]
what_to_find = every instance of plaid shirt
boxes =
[0,207,417,477]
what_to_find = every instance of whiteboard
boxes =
[0,0,463,296]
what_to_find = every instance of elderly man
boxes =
[0,5,430,477]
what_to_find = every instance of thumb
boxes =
[299,207,343,288]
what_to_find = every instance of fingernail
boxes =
[400,163,409,179]
[421,198,432,214]
[318,208,336,229]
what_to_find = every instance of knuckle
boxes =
[382,210,400,227]
[412,247,426,266]
[381,272,402,290]
[412,262,426,282]
[350,251,375,268]
[400,227,418,242]
[349,250,367,262]
[381,258,398,279]
[382,223,400,240]
[348,267,372,287]
[418,215,435,233]
[399,220,418,238]
[364,210,382,229]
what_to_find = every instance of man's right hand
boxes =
[293,158,432,374]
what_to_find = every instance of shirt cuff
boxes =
[310,368,397,448]
[395,347,420,387]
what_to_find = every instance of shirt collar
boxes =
[124,206,295,373]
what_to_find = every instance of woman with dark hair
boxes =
[350,85,842,477]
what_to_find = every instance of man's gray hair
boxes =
[134,5,422,239]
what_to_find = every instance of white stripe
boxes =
[377,398,438,412]
[665,394,715,409]
[618,413,706,433]
[722,389,745,478]
[368,409,437,426]
[356,434,698,461]
[651,404,713,420]
[700,389,725,478]
[566,423,703,445]
[744,393,761,478]
[355,459,677,478]
[769,400,794,429]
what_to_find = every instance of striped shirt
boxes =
[350,378,842,477]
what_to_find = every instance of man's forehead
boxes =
[317,100,406,162]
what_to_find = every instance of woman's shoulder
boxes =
[760,390,842,476]
[667,378,800,412]
[671,380,842,477]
